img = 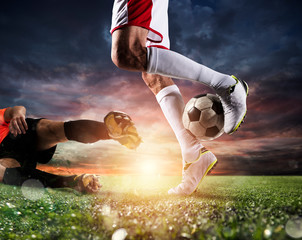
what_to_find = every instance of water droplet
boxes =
[112,228,127,240]
[6,203,15,208]
[102,205,111,216]
[286,217,302,238]
[264,228,272,238]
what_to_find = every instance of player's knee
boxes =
[0,164,7,182]
[37,120,65,143]
[111,42,147,71]
[111,46,132,70]
[47,125,61,142]
[142,73,174,95]
[111,47,127,69]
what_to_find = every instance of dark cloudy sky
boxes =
[1,0,302,175]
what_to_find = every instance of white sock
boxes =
[156,85,203,163]
[147,47,236,90]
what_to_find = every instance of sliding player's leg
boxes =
[142,73,217,195]
[0,159,101,193]
[0,158,20,183]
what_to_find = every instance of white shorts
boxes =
[110,0,170,49]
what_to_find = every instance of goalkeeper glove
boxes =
[104,111,142,149]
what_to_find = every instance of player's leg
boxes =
[36,119,110,151]
[0,158,101,193]
[111,0,248,134]
[0,158,21,182]
[112,26,236,89]
[142,73,202,162]
[146,48,249,134]
[142,73,217,195]
[113,32,248,134]
[1,165,102,193]
[0,164,5,182]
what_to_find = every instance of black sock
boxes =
[3,167,78,188]
[64,120,110,143]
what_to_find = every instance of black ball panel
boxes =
[205,126,220,137]
[188,107,201,122]
[194,93,207,99]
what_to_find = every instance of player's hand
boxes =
[104,111,142,149]
[9,112,28,137]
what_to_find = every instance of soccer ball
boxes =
[183,94,224,141]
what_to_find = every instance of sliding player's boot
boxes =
[168,148,217,195]
[217,75,249,134]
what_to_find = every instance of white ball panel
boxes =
[200,108,218,128]
[194,97,213,110]
[182,109,191,129]
[189,121,206,138]
[184,97,196,113]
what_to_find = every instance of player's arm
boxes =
[4,106,28,136]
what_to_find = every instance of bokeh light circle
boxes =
[21,179,45,201]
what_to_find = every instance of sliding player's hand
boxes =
[9,112,28,137]
[82,174,102,193]
[75,174,102,193]
[104,111,142,149]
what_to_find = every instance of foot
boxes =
[104,111,142,149]
[168,148,217,195]
[217,75,249,134]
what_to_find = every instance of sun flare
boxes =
[139,160,158,176]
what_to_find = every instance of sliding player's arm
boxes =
[4,106,28,136]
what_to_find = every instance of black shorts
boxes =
[0,118,56,169]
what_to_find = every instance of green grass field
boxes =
[0,176,301,240]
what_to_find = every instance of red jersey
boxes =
[0,108,10,144]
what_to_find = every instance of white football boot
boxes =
[217,75,249,134]
[168,148,217,195]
